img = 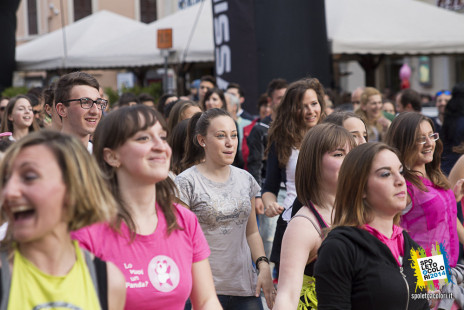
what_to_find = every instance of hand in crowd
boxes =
[264,202,284,217]
[378,116,390,130]
[255,262,275,309]
[453,178,464,202]
[427,289,440,309]
[255,197,265,215]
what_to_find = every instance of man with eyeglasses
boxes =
[55,72,106,152]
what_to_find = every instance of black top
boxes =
[240,109,255,121]
[247,116,272,187]
[262,142,287,196]
[314,226,428,310]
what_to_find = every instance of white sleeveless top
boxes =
[282,148,299,221]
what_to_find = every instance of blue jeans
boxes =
[217,295,263,310]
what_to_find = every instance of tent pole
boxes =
[59,0,68,68]
[163,52,168,94]
[358,54,384,87]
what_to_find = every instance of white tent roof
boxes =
[326,0,464,54]
[16,10,148,70]
[79,0,213,68]
[15,0,464,71]
[16,1,213,70]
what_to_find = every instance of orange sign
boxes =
[157,28,173,49]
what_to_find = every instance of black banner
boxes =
[0,0,20,93]
[212,0,259,114]
[254,0,331,92]
[212,0,331,114]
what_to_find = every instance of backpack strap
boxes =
[83,250,108,310]
[84,249,99,294]
[0,251,10,310]
[93,257,108,310]
[0,249,108,310]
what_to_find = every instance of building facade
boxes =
[15,0,183,90]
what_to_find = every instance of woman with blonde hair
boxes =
[0,130,125,309]
[273,123,356,310]
[314,142,428,309]
[356,87,390,142]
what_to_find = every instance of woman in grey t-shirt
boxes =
[176,108,275,310]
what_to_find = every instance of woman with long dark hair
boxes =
[176,108,274,310]
[0,95,39,141]
[262,77,326,277]
[385,112,464,268]
[73,105,220,310]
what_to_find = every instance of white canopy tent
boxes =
[15,0,464,71]
[15,10,148,71]
[326,0,464,55]
[16,1,214,70]
[81,0,214,67]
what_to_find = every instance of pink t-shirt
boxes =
[402,177,458,267]
[363,224,404,266]
[72,203,210,310]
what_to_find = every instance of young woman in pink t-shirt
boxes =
[73,105,221,310]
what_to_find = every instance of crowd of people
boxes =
[0,70,464,310]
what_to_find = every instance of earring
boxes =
[202,144,205,147]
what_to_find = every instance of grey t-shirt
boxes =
[175,165,261,296]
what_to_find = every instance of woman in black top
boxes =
[273,123,356,310]
[314,142,428,310]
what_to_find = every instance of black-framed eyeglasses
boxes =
[417,133,439,145]
[63,97,108,110]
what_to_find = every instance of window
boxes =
[27,0,38,35]
[74,0,92,21]
[140,0,157,23]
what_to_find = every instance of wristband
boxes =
[255,256,269,270]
